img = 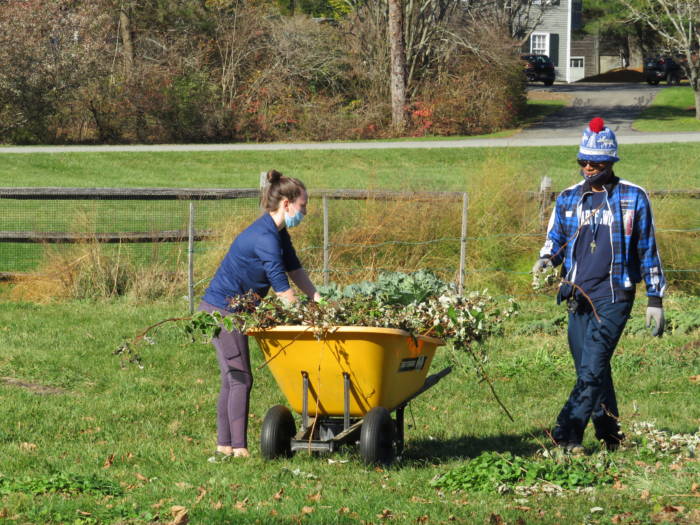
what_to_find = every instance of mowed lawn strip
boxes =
[634,86,700,132]
[0,296,698,524]
[1,142,700,190]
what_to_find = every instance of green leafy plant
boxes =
[0,472,122,496]
[430,451,617,493]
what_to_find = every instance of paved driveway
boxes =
[523,82,660,139]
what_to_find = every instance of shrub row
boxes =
[0,1,526,144]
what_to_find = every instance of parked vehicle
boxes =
[521,54,556,86]
[643,56,685,85]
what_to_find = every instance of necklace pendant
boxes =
[590,240,597,253]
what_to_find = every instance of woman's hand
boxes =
[275,288,298,304]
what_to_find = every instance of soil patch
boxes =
[1,376,67,395]
[582,68,645,83]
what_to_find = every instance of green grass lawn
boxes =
[1,142,699,191]
[634,86,700,132]
[0,295,698,524]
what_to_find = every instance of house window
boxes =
[531,33,549,56]
[570,57,584,68]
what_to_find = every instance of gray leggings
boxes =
[198,301,253,448]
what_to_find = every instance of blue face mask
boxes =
[285,209,304,228]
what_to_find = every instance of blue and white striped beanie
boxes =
[577,117,619,163]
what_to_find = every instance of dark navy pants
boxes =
[552,297,633,445]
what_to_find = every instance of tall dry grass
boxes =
[9,243,186,303]
[6,170,697,303]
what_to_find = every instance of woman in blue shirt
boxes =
[200,170,320,461]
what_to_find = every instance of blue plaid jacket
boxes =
[540,175,666,305]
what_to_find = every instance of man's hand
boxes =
[646,306,665,337]
[531,258,552,274]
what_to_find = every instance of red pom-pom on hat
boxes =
[589,117,605,133]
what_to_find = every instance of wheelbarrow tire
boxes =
[260,405,296,460]
[360,407,395,465]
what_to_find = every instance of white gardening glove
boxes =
[646,306,665,337]
[531,258,552,274]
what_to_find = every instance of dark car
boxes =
[643,56,685,85]
[521,54,556,86]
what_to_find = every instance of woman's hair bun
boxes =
[267,169,283,184]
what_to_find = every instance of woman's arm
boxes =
[288,268,321,301]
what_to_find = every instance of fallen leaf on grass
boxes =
[307,492,321,502]
[377,509,393,520]
[211,501,223,510]
[301,506,314,515]
[650,505,685,524]
[611,512,633,524]
[640,490,650,500]
[194,486,207,505]
[689,375,700,384]
[273,488,284,500]
[235,498,249,511]
[0,509,7,518]
[269,509,278,517]
[135,472,148,482]
[102,454,115,469]
[670,463,683,471]
[489,513,504,525]
[514,506,531,512]
[410,496,431,504]
[152,499,169,509]
[416,515,429,523]
[19,442,37,452]
[338,507,350,514]
[613,480,627,490]
[169,505,189,525]
[77,510,91,516]
[176,482,193,490]
[686,509,700,523]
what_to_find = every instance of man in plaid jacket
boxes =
[532,117,666,454]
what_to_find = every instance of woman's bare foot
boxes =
[232,448,250,458]
[216,446,233,456]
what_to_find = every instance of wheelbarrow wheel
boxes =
[360,407,395,465]
[260,405,296,460]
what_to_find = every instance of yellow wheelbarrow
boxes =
[250,326,451,464]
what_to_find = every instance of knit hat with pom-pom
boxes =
[577,117,619,163]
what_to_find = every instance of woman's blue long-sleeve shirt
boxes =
[203,213,301,310]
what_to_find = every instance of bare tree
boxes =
[621,0,700,119]
[388,0,407,130]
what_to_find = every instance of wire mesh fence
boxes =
[1,184,698,305]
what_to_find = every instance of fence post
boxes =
[187,201,195,314]
[323,194,330,286]
[259,171,268,210]
[539,176,552,229]
[458,192,468,295]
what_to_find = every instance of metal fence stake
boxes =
[539,176,552,229]
[458,192,468,295]
[188,201,195,314]
[323,195,329,286]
